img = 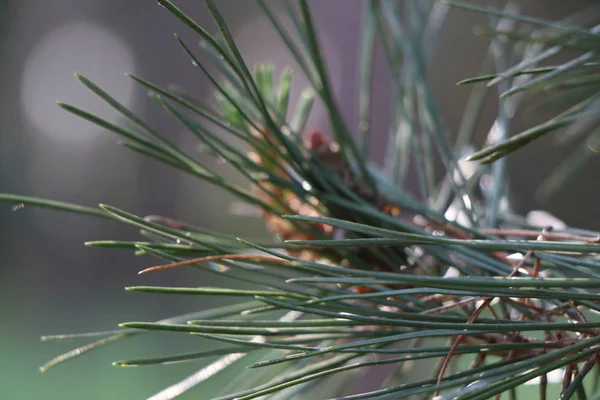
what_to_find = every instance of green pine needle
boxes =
[3,1,600,399]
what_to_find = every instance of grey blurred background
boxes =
[0,1,598,399]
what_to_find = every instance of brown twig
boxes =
[433,249,534,397]
[562,363,576,394]
[540,373,548,400]
[413,217,600,243]
[434,297,493,397]
[422,296,482,315]
[481,228,600,243]
[138,254,291,275]
[572,355,599,393]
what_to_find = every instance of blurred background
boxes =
[0,0,598,398]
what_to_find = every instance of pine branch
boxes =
[3,1,600,399]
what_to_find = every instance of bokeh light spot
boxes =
[20,21,136,148]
